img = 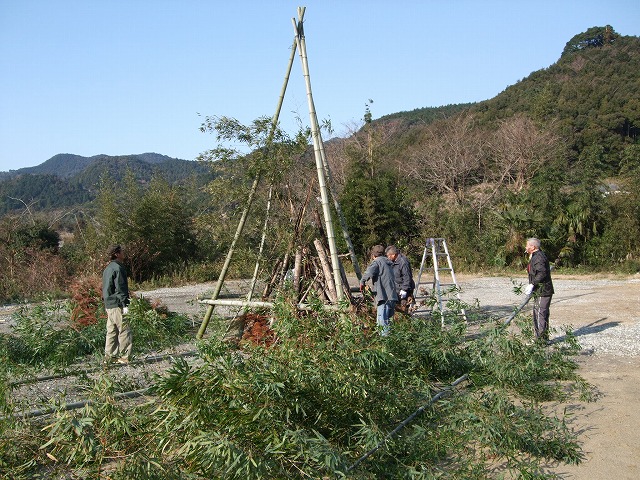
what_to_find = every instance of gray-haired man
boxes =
[525,238,554,342]
[385,245,415,312]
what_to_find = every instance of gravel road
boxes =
[138,274,640,358]
[456,274,640,357]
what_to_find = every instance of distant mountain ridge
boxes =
[0,153,212,215]
[0,152,188,179]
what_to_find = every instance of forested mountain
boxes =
[375,26,639,178]
[0,153,212,214]
[0,174,93,213]
[332,26,640,269]
[377,103,475,127]
[471,26,639,174]
[13,153,92,179]
[1,26,638,277]
[70,154,211,186]
[0,153,191,179]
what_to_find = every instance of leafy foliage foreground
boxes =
[1,295,591,479]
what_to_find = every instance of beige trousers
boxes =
[105,307,132,359]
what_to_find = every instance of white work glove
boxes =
[399,289,407,299]
[524,284,534,296]
[122,306,129,316]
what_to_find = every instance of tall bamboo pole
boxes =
[197,21,302,339]
[197,181,258,339]
[318,136,362,280]
[292,7,344,300]
[313,238,337,302]
[247,183,274,302]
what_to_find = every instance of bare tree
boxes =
[325,118,404,190]
[405,114,485,204]
[7,197,38,225]
[487,115,560,193]
[322,136,351,189]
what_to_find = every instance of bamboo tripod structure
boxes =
[197,7,360,338]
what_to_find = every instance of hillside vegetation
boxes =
[354,25,640,269]
[0,26,639,303]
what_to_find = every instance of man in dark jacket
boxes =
[525,238,554,342]
[360,244,398,336]
[102,244,132,363]
[385,245,415,312]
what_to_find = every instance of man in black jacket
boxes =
[102,244,132,363]
[385,245,415,312]
[525,238,554,342]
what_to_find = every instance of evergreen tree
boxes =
[94,171,198,281]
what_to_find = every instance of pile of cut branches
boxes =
[0,290,593,479]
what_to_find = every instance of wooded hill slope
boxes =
[376,26,638,174]
[329,25,639,270]
[1,25,638,280]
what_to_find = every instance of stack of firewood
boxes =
[262,237,354,305]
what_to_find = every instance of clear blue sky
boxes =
[1,1,639,172]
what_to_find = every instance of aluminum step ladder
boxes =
[412,238,466,325]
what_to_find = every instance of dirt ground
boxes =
[457,274,640,479]
[2,274,639,478]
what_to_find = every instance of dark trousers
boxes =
[533,295,552,340]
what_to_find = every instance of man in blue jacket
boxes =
[102,244,132,363]
[525,238,554,342]
[360,244,398,336]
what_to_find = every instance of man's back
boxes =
[102,260,129,309]
[394,253,415,292]
[362,256,398,303]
